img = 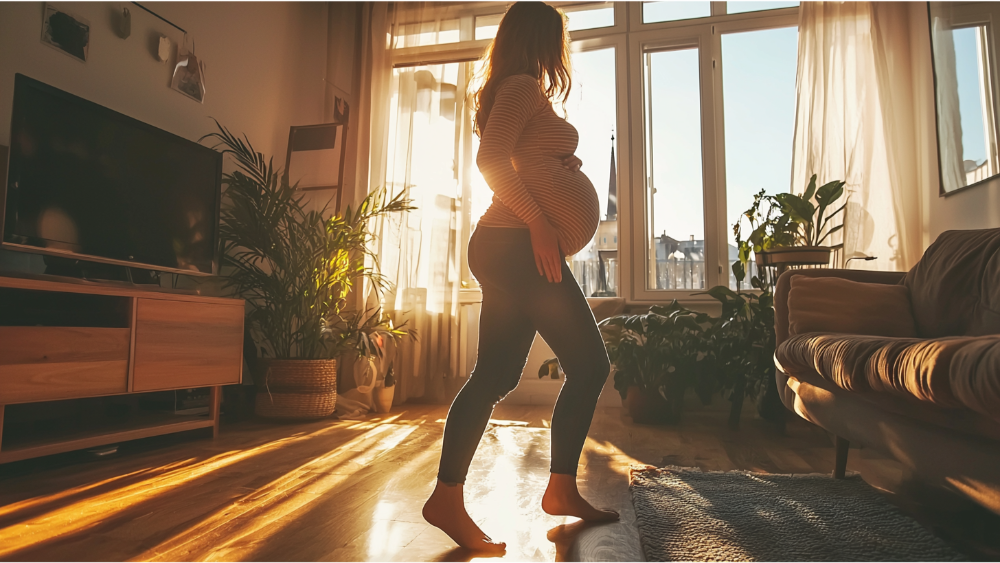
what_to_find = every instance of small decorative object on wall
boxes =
[284,122,348,204]
[157,36,171,62]
[130,3,184,62]
[41,4,90,62]
[117,6,131,40]
[334,96,350,124]
[171,38,206,103]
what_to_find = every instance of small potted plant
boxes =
[734,174,846,272]
[204,122,415,420]
[373,363,396,413]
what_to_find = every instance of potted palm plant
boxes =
[204,123,415,420]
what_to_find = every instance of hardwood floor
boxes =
[0,396,993,561]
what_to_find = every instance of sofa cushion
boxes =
[777,333,885,392]
[950,337,1000,422]
[777,333,989,406]
[903,228,1000,338]
[787,276,917,337]
[865,336,986,407]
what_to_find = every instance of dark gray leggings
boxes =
[437,226,611,484]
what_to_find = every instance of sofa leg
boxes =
[834,436,849,479]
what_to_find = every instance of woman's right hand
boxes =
[527,215,563,283]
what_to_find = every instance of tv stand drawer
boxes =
[0,327,130,403]
[132,298,243,392]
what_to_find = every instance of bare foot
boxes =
[422,480,507,553]
[541,473,619,522]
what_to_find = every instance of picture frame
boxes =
[171,50,207,103]
[41,4,90,63]
[284,123,349,209]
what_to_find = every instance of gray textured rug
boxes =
[629,466,963,562]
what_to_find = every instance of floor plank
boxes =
[0,397,996,561]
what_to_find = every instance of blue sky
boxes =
[565,25,799,249]
[952,26,988,165]
[647,27,800,247]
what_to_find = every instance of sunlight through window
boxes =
[644,47,706,290]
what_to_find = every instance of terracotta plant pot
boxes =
[756,246,832,267]
[373,385,395,413]
[625,385,682,425]
[254,358,337,420]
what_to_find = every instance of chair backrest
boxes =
[903,228,1000,338]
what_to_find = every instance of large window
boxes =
[644,46,706,290]
[563,47,621,297]
[387,2,799,302]
[387,47,622,298]
[721,26,799,288]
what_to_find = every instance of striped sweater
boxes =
[476,74,600,256]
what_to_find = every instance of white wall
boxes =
[0,1,328,167]
[908,2,1000,246]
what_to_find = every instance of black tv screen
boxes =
[2,74,222,275]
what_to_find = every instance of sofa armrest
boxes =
[774,269,907,348]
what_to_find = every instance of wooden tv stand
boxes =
[0,273,244,463]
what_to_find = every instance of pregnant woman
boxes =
[422,1,618,552]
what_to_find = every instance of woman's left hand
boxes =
[562,155,583,172]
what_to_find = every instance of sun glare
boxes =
[0,420,420,560]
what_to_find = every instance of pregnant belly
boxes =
[536,166,601,256]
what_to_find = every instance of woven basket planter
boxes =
[254,359,338,420]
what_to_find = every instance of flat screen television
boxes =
[2,74,222,276]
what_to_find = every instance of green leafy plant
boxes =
[723,200,787,426]
[702,282,775,427]
[732,189,795,284]
[599,302,713,422]
[775,174,847,247]
[203,122,416,360]
[732,175,847,285]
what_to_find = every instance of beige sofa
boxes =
[773,228,1000,514]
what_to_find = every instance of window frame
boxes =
[385,2,799,304]
[628,5,798,302]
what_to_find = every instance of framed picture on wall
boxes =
[171,50,207,103]
[41,4,90,62]
[283,123,348,209]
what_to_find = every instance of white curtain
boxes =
[361,2,470,404]
[791,2,923,271]
[929,14,966,192]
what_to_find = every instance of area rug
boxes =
[629,466,963,562]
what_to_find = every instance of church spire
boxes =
[606,133,617,221]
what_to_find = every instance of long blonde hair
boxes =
[472,2,572,136]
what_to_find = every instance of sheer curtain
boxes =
[791,2,922,271]
[361,2,475,404]
[929,15,966,193]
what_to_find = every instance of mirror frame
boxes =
[927,1,1000,197]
